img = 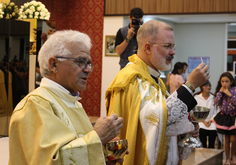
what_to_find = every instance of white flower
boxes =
[37,2,43,6]
[19,1,50,20]
[29,10,33,14]
[29,14,33,18]
[37,7,41,11]
[25,9,29,14]
[40,12,45,16]
[31,1,37,6]
[30,6,34,10]
[0,1,19,19]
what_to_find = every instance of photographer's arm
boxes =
[116,27,135,55]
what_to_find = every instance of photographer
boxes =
[115,7,143,69]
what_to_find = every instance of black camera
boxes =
[131,19,143,26]
[132,18,143,33]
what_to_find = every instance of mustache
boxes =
[166,55,174,60]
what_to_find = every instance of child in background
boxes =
[195,80,219,149]
[214,72,236,165]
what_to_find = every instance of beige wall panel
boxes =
[198,0,214,12]
[105,0,115,15]
[156,0,170,13]
[129,0,142,9]
[170,0,184,13]
[142,0,156,13]
[116,0,124,14]
[135,0,143,8]
[104,0,235,15]
[123,0,129,14]
[184,0,198,13]
[215,0,228,12]
[229,0,236,12]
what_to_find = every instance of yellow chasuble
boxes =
[106,54,168,165]
[9,80,105,165]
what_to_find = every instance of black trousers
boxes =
[199,128,217,148]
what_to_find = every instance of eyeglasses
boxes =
[55,56,94,72]
[150,43,176,51]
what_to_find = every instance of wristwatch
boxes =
[185,82,195,93]
[126,37,131,42]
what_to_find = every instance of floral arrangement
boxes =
[0,2,19,19]
[19,0,50,20]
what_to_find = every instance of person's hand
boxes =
[203,121,210,127]
[186,63,209,89]
[127,27,135,39]
[220,86,232,97]
[219,86,224,92]
[188,123,199,137]
[93,114,123,145]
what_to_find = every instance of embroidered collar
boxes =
[40,77,81,102]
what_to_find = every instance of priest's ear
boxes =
[144,42,152,55]
[48,57,58,73]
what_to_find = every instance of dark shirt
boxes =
[115,24,138,69]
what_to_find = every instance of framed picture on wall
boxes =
[105,35,119,57]
[188,57,210,73]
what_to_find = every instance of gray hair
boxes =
[38,30,92,77]
[137,20,173,49]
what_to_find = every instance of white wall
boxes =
[101,16,123,116]
[173,23,227,93]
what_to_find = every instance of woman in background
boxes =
[195,80,219,148]
[214,72,236,165]
[169,62,184,94]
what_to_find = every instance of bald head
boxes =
[137,20,173,50]
[136,20,175,71]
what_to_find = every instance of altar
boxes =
[183,148,224,165]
